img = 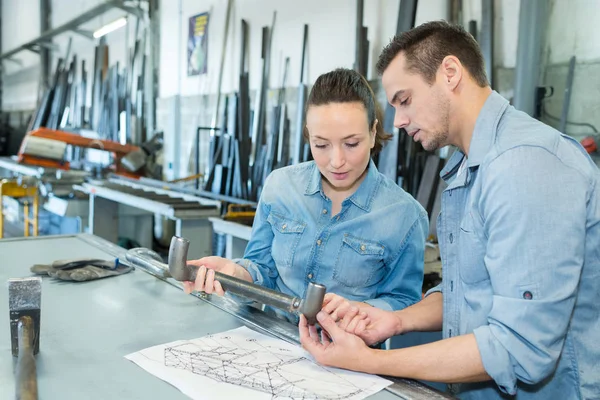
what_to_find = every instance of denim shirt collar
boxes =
[440,91,509,183]
[304,159,379,212]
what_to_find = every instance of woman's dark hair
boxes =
[304,68,391,155]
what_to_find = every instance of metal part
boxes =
[8,277,41,400]
[125,247,170,278]
[15,316,38,400]
[8,277,42,356]
[168,236,326,324]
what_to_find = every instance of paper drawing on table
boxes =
[125,326,392,400]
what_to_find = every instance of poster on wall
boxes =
[188,12,209,76]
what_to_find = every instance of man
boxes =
[299,20,600,399]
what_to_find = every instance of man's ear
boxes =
[440,55,462,90]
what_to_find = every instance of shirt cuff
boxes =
[424,283,443,297]
[473,325,517,395]
[233,258,262,285]
[363,298,393,311]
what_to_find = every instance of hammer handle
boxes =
[190,267,302,313]
[16,316,38,400]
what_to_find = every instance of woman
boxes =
[184,68,428,321]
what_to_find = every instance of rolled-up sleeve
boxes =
[365,213,428,311]
[232,191,279,290]
[475,146,587,394]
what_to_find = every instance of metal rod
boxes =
[513,0,548,116]
[168,236,325,323]
[559,56,576,133]
[15,316,38,400]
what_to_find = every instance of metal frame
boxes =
[0,0,143,62]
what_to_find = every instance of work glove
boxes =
[30,257,133,282]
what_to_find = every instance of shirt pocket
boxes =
[267,212,306,269]
[458,213,489,284]
[333,234,385,288]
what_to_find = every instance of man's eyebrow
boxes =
[391,90,406,104]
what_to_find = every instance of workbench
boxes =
[0,234,453,399]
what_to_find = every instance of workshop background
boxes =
[0,0,598,396]
[0,0,598,274]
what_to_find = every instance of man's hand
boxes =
[299,312,375,372]
[182,256,252,296]
[333,305,403,347]
[321,293,371,323]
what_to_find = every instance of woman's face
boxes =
[306,102,375,195]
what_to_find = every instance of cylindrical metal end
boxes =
[168,236,193,281]
[301,282,326,325]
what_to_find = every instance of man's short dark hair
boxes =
[376,20,489,87]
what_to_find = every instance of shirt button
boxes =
[449,233,454,243]
[307,273,313,279]
[322,209,327,214]
[360,244,366,251]
[282,224,287,230]
[523,291,533,300]
[316,239,322,246]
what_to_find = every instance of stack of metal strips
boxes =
[30,24,147,147]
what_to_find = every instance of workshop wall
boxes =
[1,0,598,176]
[156,0,452,179]
[1,0,41,112]
[1,0,137,113]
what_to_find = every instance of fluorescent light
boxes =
[93,17,127,39]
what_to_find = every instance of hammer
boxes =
[8,277,42,400]
[168,236,326,324]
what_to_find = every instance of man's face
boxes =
[381,53,451,152]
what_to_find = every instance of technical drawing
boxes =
[126,327,392,400]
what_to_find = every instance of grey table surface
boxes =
[0,234,435,400]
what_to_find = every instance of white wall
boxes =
[158,0,450,98]
[2,0,41,111]
[545,0,600,64]
[1,0,143,111]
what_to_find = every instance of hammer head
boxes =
[8,277,42,357]
[301,282,327,325]
[168,236,195,281]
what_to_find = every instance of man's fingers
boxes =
[299,317,325,357]
[338,307,359,330]
[347,314,368,333]
[355,319,368,335]
[308,324,320,342]
[322,293,335,306]
[320,328,332,345]
[316,311,344,341]
[322,296,343,314]
[183,281,193,294]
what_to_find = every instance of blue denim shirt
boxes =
[427,91,600,399]
[236,159,427,319]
